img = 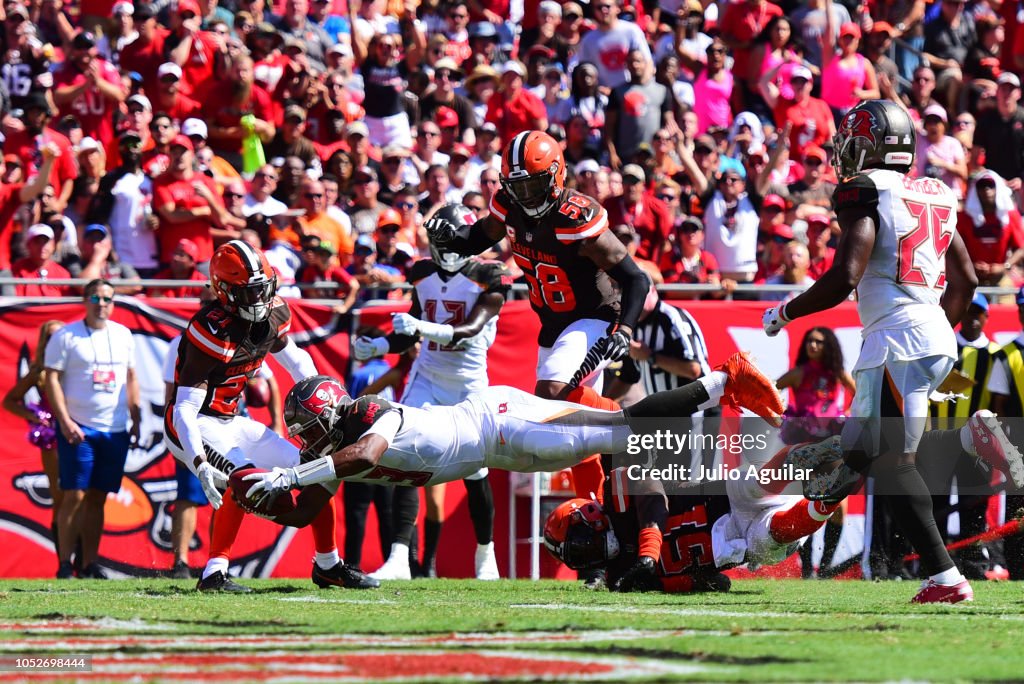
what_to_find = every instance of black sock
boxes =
[887,463,954,576]
[391,486,419,547]
[623,382,709,427]
[464,477,494,545]
[799,536,814,578]
[820,520,842,574]
[422,518,443,571]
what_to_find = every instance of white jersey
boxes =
[839,169,957,336]
[404,258,511,396]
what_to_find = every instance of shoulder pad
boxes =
[270,297,292,337]
[489,189,511,224]
[464,258,514,293]
[832,173,880,214]
[554,190,609,243]
[184,306,237,362]
[407,259,441,284]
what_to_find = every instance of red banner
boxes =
[0,298,1019,579]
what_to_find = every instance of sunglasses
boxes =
[465,205,485,211]
[89,295,114,304]
[396,200,416,209]
[380,226,400,234]
[694,146,714,155]
[656,193,677,201]
[771,235,790,244]
[977,181,996,189]
[224,191,244,199]
[804,157,824,166]
[305,192,324,199]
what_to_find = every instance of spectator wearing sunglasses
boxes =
[65,224,142,295]
[760,240,815,301]
[960,170,1024,287]
[661,216,730,300]
[149,238,208,298]
[786,144,835,210]
[44,278,140,579]
[295,178,354,264]
[11,224,73,298]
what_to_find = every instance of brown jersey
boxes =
[489,187,620,347]
[171,296,292,418]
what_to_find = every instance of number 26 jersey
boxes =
[489,187,621,347]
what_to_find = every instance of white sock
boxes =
[698,371,728,411]
[477,542,494,553]
[387,542,410,563]
[960,424,976,456]
[315,550,341,570]
[930,567,965,585]
[202,557,229,580]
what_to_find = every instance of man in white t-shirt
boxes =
[45,279,141,580]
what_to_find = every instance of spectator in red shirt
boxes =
[604,164,673,264]
[149,239,208,297]
[142,112,177,178]
[53,32,126,150]
[11,224,72,298]
[166,0,222,99]
[297,239,360,313]
[759,63,835,162]
[719,0,783,98]
[151,63,203,127]
[962,170,1024,286]
[661,216,729,300]
[152,136,233,271]
[0,144,58,284]
[5,92,79,212]
[805,212,836,281]
[204,55,276,163]
[117,3,169,97]
[485,61,548,144]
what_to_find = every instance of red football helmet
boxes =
[209,240,277,322]
[543,498,620,570]
[283,375,351,456]
[500,130,566,218]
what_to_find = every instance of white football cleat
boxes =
[966,410,1024,489]
[369,544,412,581]
[475,542,500,581]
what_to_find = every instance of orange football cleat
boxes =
[716,352,785,427]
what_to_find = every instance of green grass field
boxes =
[1,578,1023,682]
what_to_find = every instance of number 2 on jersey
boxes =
[209,374,247,414]
[898,200,953,288]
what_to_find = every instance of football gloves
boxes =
[569,330,632,389]
[243,466,300,508]
[196,461,228,510]
[353,335,389,361]
[424,213,458,244]
[762,303,791,337]
[613,556,659,593]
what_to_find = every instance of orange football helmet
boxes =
[543,498,620,570]
[209,239,278,322]
[500,130,566,218]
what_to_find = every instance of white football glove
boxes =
[196,461,228,510]
[242,466,299,508]
[392,312,420,337]
[762,304,791,337]
[353,335,389,360]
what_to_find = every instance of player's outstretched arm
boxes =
[273,485,335,528]
[769,208,876,330]
[428,212,506,256]
[940,231,979,326]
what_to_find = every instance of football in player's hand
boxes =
[229,466,296,519]
[245,377,271,408]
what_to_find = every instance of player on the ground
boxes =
[165,239,378,593]
[761,99,1021,604]
[352,204,512,580]
[233,352,786,525]
[543,447,843,593]
[425,131,652,500]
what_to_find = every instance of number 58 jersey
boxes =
[490,187,620,347]
[833,169,957,337]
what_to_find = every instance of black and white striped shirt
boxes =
[624,302,711,395]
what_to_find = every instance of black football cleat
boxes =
[312,561,380,589]
[56,561,76,579]
[196,570,253,593]
[170,560,192,580]
[80,563,109,579]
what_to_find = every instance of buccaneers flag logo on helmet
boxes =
[298,379,346,416]
[840,109,877,148]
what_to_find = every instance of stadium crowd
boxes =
[2,0,1024,584]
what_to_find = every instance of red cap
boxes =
[871,21,895,35]
[527,44,556,60]
[771,223,794,240]
[839,22,861,39]
[170,134,194,152]
[763,194,786,210]
[435,106,459,128]
[177,0,201,15]
[176,238,200,261]
[376,208,402,230]
[451,144,472,159]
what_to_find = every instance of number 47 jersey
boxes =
[490,187,621,348]
[833,169,957,338]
